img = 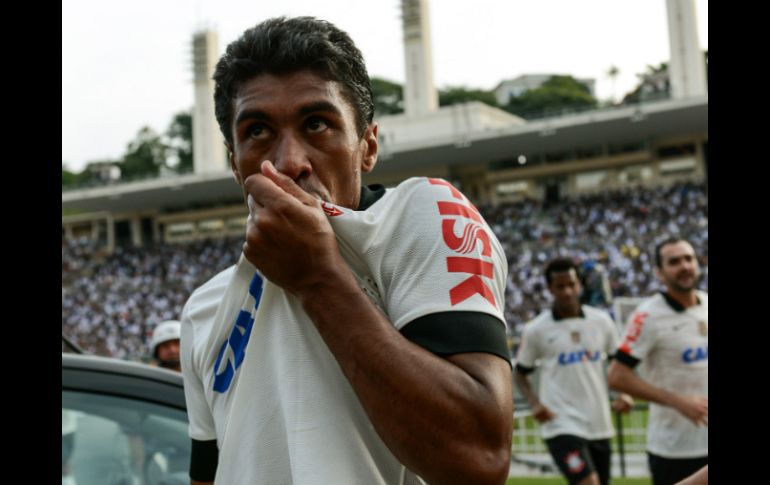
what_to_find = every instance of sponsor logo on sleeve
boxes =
[428,178,497,309]
[618,311,648,354]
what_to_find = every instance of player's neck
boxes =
[665,288,698,309]
[553,304,582,319]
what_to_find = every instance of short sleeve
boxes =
[180,301,217,442]
[375,178,508,330]
[617,309,657,363]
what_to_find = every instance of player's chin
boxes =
[678,275,695,285]
[674,281,696,292]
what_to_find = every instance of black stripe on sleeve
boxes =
[515,363,535,375]
[614,349,641,369]
[190,439,218,482]
[400,311,511,365]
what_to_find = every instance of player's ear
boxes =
[654,266,664,283]
[227,142,242,186]
[360,123,378,173]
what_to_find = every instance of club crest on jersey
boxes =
[682,344,708,363]
[698,320,708,336]
[213,272,263,393]
[428,178,497,310]
[571,331,580,343]
[321,202,343,217]
[564,451,585,473]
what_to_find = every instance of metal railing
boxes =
[511,402,650,477]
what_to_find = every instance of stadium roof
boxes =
[62,96,707,215]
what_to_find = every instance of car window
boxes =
[63,390,190,485]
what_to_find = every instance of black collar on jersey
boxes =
[357,184,386,211]
[660,291,701,313]
[551,307,585,321]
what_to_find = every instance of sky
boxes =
[62,0,708,172]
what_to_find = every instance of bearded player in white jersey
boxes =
[180,16,513,485]
[608,238,708,485]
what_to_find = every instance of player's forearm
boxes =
[513,370,540,408]
[299,270,512,484]
[607,362,678,407]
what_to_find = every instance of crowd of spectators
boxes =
[62,237,241,359]
[479,180,708,336]
[62,180,707,360]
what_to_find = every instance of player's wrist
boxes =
[664,391,683,410]
[297,264,360,310]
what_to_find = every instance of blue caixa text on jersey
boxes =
[682,344,708,363]
[558,350,601,366]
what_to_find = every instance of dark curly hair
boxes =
[213,16,374,146]
[544,257,579,286]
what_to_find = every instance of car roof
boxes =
[62,352,183,386]
[63,352,187,409]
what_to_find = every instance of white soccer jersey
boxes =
[181,177,508,485]
[516,305,620,440]
[617,291,708,458]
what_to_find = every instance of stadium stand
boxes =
[62,180,706,360]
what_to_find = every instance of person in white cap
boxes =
[150,320,181,372]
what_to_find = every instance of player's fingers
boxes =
[261,160,317,206]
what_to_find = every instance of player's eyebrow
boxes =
[298,101,343,118]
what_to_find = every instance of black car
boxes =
[62,352,190,485]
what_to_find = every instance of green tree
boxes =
[166,111,193,173]
[621,62,669,104]
[622,51,707,104]
[504,75,598,119]
[62,160,120,188]
[119,126,166,180]
[62,162,78,187]
[370,77,404,116]
[438,86,498,107]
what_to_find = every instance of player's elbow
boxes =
[463,428,512,484]
[431,432,511,485]
[607,362,625,391]
[474,444,512,484]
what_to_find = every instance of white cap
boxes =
[151,320,181,358]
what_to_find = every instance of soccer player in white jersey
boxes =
[514,258,633,485]
[608,238,708,485]
[180,17,513,485]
